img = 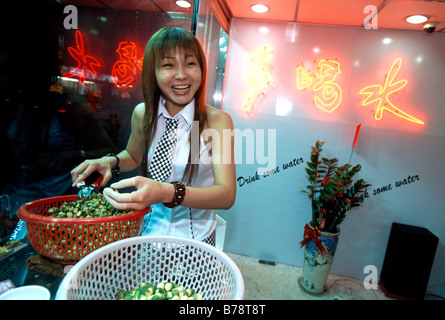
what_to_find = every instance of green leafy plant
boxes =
[301,140,371,233]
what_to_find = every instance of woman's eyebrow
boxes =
[160,53,196,60]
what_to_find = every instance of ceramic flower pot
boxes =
[299,222,340,295]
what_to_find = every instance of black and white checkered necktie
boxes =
[148,118,179,182]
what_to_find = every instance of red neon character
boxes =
[62,30,102,85]
[111,41,143,88]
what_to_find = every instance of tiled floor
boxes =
[225,252,440,300]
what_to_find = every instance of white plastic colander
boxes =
[56,236,244,300]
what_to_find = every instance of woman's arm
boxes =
[71,103,146,188]
[181,105,236,209]
[116,103,146,171]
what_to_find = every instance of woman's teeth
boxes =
[173,85,190,90]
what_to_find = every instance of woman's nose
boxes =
[175,65,187,79]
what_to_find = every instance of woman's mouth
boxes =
[172,85,191,95]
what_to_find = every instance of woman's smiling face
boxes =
[155,49,202,114]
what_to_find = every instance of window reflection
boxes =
[0,0,226,219]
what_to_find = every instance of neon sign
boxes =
[62,30,102,85]
[244,52,424,126]
[359,58,424,125]
[62,31,145,89]
[59,33,426,127]
[242,45,274,115]
[296,59,342,114]
[111,41,143,88]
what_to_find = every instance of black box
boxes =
[379,222,438,300]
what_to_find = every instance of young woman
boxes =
[71,27,236,245]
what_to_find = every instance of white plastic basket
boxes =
[56,236,244,300]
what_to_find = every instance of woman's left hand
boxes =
[103,176,171,211]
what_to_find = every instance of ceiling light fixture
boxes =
[176,1,192,8]
[251,4,269,13]
[405,14,429,24]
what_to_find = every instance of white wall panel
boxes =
[218,18,445,297]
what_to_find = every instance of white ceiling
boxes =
[59,0,445,33]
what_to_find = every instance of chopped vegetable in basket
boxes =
[116,281,203,300]
[47,193,131,218]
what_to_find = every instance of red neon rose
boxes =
[111,41,143,88]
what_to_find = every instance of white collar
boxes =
[158,97,194,130]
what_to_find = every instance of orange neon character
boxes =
[111,41,143,88]
[62,30,102,85]
[296,65,312,90]
[359,58,424,125]
[296,59,342,114]
[242,45,274,115]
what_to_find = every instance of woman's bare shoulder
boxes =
[131,102,146,122]
[134,102,145,115]
[206,105,233,130]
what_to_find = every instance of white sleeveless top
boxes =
[140,98,216,241]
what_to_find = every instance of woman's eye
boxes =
[187,59,198,66]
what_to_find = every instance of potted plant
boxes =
[298,140,370,294]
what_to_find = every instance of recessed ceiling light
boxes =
[251,4,269,13]
[382,37,392,45]
[405,14,429,24]
[176,1,192,8]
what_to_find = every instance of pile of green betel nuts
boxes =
[47,193,131,218]
[116,281,203,300]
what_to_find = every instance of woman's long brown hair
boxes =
[140,27,208,186]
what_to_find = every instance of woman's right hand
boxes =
[71,157,115,188]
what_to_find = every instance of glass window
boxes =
[0,1,202,216]
[196,0,229,109]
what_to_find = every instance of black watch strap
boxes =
[107,153,120,177]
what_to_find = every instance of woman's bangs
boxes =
[154,29,201,65]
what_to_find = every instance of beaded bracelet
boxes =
[163,181,186,208]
